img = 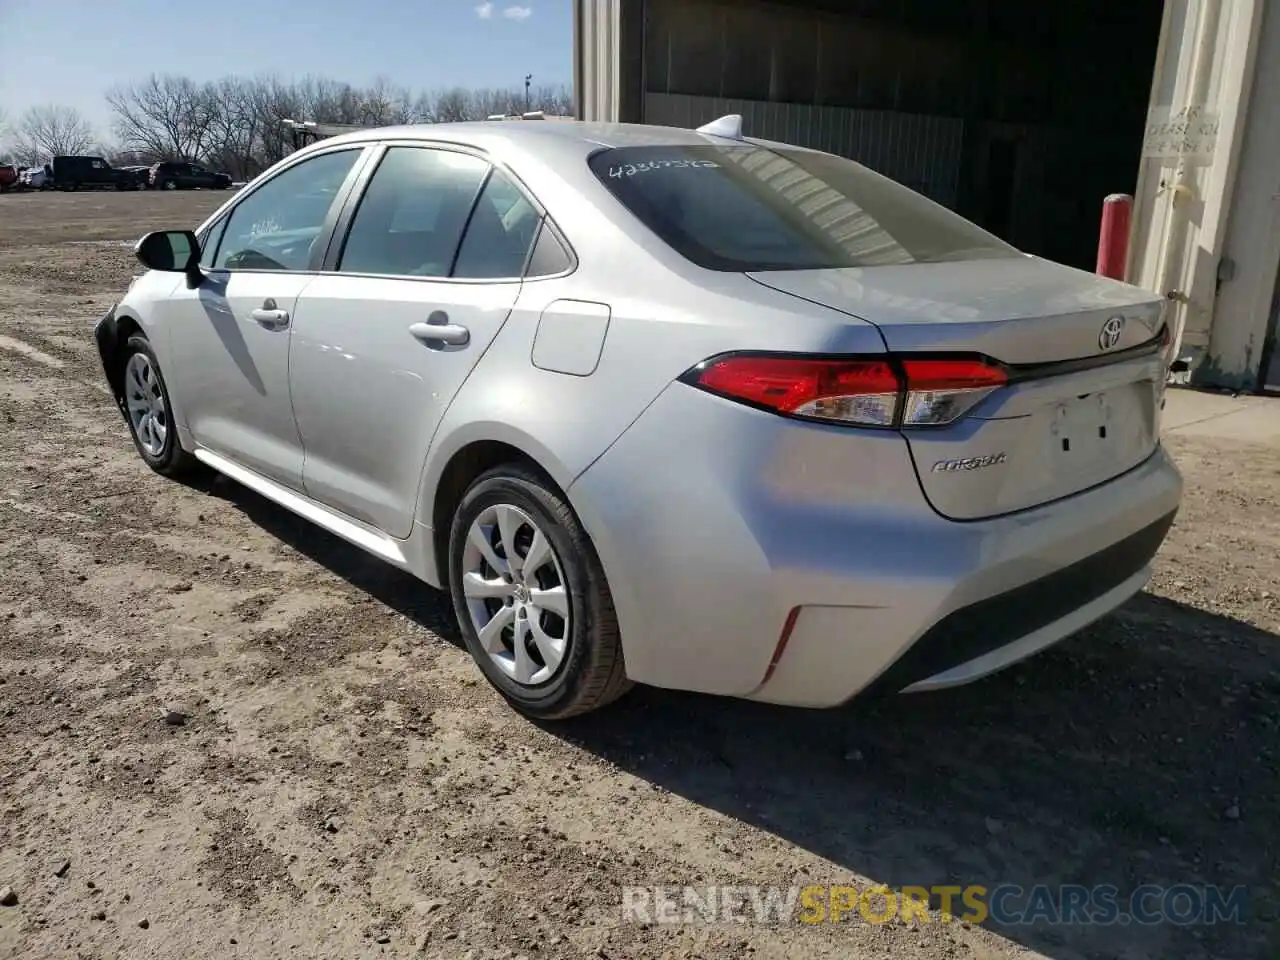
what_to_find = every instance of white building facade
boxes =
[574,0,1280,391]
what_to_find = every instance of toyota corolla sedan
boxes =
[94,115,1182,718]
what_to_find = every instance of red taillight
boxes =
[694,356,901,426]
[684,353,1007,428]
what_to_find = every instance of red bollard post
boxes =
[1096,193,1133,280]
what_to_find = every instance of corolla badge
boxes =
[931,453,1007,473]
[1099,315,1125,351]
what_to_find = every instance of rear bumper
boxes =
[569,382,1183,707]
[774,509,1174,705]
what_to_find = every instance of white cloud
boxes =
[501,5,533,19]
[474,2,493,18]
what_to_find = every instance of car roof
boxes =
[306,119,814,162]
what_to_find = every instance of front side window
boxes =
[338,147,490,278]
[214,149,360,272]
[588,145,1019,272]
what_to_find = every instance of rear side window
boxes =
[451,169,541,279]
[588,145,1019,272]
[525,220,574,277]
[338,147,490,278]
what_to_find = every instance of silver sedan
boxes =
[94,116,1182,718]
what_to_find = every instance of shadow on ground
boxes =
[555,596,1280,959]
[205,475,1277,959]
[203,474,461,644]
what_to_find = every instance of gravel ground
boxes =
[0,190,1277,960]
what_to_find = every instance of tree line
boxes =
[0,74,574,178]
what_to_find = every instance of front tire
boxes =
[448,465,631,719]
[120,334,200,478]
[161,179,177,190]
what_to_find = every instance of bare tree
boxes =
[432,88,474,123]
[0,108,11,165]
[531,84,574,117]
[410,91,439,124]
[245,76,304,171]
[106,74,216,161]
[360,77,416,126]
[202,76,263,180]
[100,72,573,174]
[471,87,523,119]
[11,105,95,163]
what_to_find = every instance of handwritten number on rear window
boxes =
[608,160,721,178]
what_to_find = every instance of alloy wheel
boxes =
[124,352,167,457]
[461,503,570,686]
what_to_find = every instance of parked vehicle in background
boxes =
[121,165,152,185]
[0,165,17,192]
[93,116,1182,720]
[51,155,144,191]
[117,166,150,189]
[19,164,53,190]
[148,161,233,191]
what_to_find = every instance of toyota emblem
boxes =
[1099,316,1125,351]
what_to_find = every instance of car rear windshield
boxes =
[588,144,1019,272]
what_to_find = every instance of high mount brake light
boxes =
[684,354,1007,428]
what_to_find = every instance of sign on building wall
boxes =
[1142,104,1220,164]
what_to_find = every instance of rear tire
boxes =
[161,179,177,190]
[120,334,201,478]
[447,465,632,719]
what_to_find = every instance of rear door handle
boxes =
[409,316,470,348]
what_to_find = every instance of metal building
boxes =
[574,0,1280,392]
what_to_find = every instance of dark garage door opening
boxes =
[626,0,1165,272]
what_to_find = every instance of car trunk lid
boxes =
[749,256,1169,520]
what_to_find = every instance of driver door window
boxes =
[214,149,360,272]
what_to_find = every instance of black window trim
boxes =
[321,138,577,284]
[445,164,498,278]
[198,214,230,268]
[198,143,375,277]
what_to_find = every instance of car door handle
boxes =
[409,320,470,348]
[250,308,289,330]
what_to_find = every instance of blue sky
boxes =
[0,0,572,139]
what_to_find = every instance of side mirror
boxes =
[135,230,201,285]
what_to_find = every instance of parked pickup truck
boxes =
[0,164,17,192]
[51,155,147,191]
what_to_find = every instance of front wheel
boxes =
[161,179,177,190]
[120,335,201,478]
[448,465,631,719]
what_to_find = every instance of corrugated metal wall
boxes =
[631,0,1165,268]
[645,92,964,209]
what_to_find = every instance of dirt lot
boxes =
[0,190,1277,960]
